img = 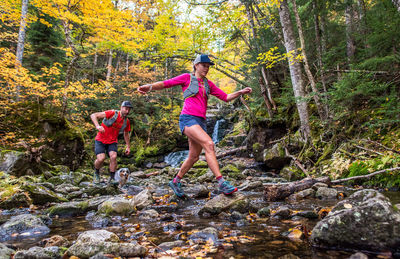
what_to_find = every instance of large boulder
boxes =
[0,214,50,242]
[21,183,68,205]
[66,230,147,258]
[311,189,400,253]
[98,196,136,216]
[245,119,287,161]
[263,143,291,169]
[0,150,48,176]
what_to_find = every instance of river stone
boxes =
[189,227,219,244]
[288,188,315,201]
[138,209,159,221]
[0,214,50,242]
[315,187,338,200]
[311,189,400,252]
[133,189,154,210]
[98,196,135,216]
[14,246,61,259]
[156,240,185,252]
[198,193,249,216]
[66,230,147,258]
[0,192,31,209]
[21,183,68,205]
[0,243,14,259]
[185,184,210,198]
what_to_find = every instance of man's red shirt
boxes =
[95,110,131,144]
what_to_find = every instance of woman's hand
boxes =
[138,84,152,94]
[240,87,252,95]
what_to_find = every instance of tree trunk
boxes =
[278,0,310,141]
[261,66,277,110]
[61,19,79,116]
[15,0,29,100]
[16,0,29,66]
[106,49,113,81]
[393,0,400,12]
[290,0,328,121]
[92,50,98,84]
[345,0,356,63]
[312,0,328,95]
[125,53,130,76]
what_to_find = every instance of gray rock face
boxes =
[0,243,15,259]
[14,246,61,259]
[0,150,46,176]
[98,196,135,216]
[0,214,50,242]
[311,189,400,252]
[66,230,146,258]
[21,183,68,205]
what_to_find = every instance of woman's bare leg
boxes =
[177,137,202,178]
[183,125,222,178]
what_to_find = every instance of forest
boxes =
[0,0,400,258]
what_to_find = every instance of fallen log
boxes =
[264,176,331,201]
[216,146,247,159]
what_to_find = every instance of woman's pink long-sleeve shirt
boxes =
[163,73,228,119]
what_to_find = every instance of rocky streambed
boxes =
[1,156,400,259]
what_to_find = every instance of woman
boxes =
[138,54,252,197]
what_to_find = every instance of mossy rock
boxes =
[187,168,208,178]
[220,165,245,180]
[21,183,68,205]
[193,160,208,169]
[280,166,303,181]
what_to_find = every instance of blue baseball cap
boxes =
[193,54,215,65]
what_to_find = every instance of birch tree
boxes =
[278,0,310,140]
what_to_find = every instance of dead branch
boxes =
[362,139,400,154]
[216,146,247,159]
[354,144,383,156]
[332,167,400,184]
[284,147,309,177]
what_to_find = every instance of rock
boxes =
[138,209,159,221]
[98,196,136,216]
[271,206,291,219]
[192,160,208,168]
[198,193,249,216]
[189,227,219,244]
[163,222,182,232]
[133,189,154,210]
[220,164,245,180]
[198,170,214,183]
[40,235,70,247]
[0,243,15,259]
[288,188,315,201]
[126,185,145,195]
[0,150,47,176]
[157,240,185,252]
[257,207,271,217]
[14,246,62,259]
[293,210,318,219]
[0,192,31,209]
[315,187,338,200]
[0,214,50,242]
[311,189,400,252]
[263,143,291,169]
[47,196,110,217]
[185,184,210,198]
[21,183,68,205]
[66,230,147,258]
[348,252,369,259]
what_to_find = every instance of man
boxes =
[90,101,133,183]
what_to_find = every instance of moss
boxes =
[252,142,261,153]
[77,201,89,210]
[193,160,208,168]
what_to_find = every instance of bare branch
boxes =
[332,167,400,184]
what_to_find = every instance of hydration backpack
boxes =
[183,74,210,100]
[102,110,127,134]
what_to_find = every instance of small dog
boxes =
[114,168,130,188]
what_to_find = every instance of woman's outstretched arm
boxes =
[138,81,165,94]
[226,87,252,102]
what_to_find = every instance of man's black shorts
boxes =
[95,140,118,155]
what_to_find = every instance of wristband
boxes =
[148,85,152,92]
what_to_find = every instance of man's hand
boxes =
[96,125,105,133]
[125,146,131,155]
